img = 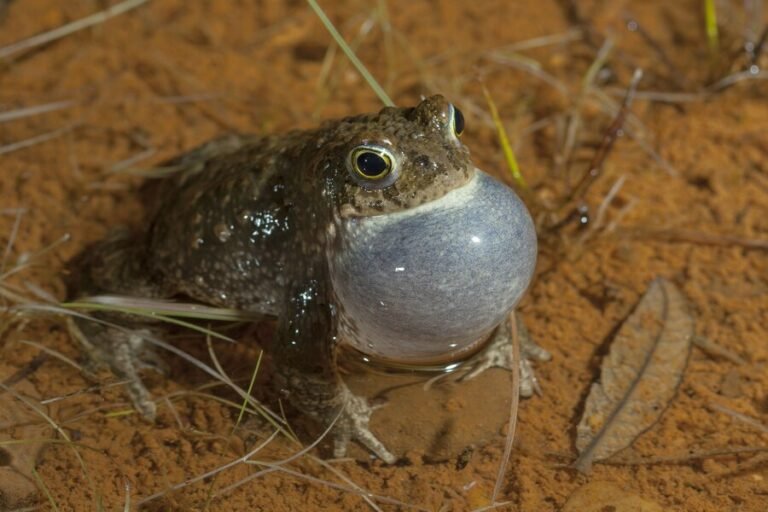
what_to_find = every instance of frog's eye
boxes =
[450,104,465,137]
[353,149,390,179]
[348,145,398,188]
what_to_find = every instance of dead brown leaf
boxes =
[0,361,51,509]
[562,481,664,512]
[574,278,694,473]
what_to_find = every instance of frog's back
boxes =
[143,133,317,313]
[71,132,313,315]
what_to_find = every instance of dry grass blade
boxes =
[123,479,132,512]
[0,370,50,508]
[489,52,570,96]
[67,295,264,321]
[135,429,281,505]
[57,301,239,342]
[574,278,694,473]
[17,339,83,372]
[0,233,70,282]
[0,125,74,156]
[709,403,768,434]
[0,208,23,275]
[306,0,394,107]
[245,462,429,511]
[0,100,74,123]
[31,466,60,511]
[108,148,156,173]
[214,410,342,497]
[491,312,521,504]
[0,380,99,507]
[0,0,150,60]
[692,335,746,365]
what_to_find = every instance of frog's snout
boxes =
[330,170,537,364]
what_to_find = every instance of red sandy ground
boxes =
[1,0,767,510]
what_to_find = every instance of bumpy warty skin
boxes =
[67,95,539,463]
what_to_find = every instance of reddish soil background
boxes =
[1,0,767,510]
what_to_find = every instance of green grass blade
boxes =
[32,467,60,512]
[482,86,527,189]
[704,0,719,52]
[60,301,238,342]
[235,350,263,430]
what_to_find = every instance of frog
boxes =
[66,95,550,464]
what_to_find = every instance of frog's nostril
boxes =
[413,155,431,170]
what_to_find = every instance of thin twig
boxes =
[707,68,768,92]
[623,14,688,89]
[624,228,768,250]
[713,452,768,478]
[569,68,643,202]
[597,446,768,466]
[0,352,48,388]
[750,25,768,65]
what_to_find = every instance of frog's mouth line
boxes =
[335,167,483,224]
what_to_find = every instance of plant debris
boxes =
[0,363,50,509]
[574,278,694,473]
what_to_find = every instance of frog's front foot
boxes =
[67,317,165,420]
[462,312,551,397]
[331,385,396,464]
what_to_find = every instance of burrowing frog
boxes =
[67,95,549,463]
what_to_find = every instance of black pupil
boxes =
[356,151,388,177]
[453,106,465,135]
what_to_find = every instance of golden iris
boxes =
[351,148,392,180]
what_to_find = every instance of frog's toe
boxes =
[460,313,548,396]
[518,358,537,397]
[521,334,551,362]
[131,334,170,375]
[460,310,550,396]
[68,318,161,420]
[461,343,543,396]
[333,386,396,464]
[460,343,510,381]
